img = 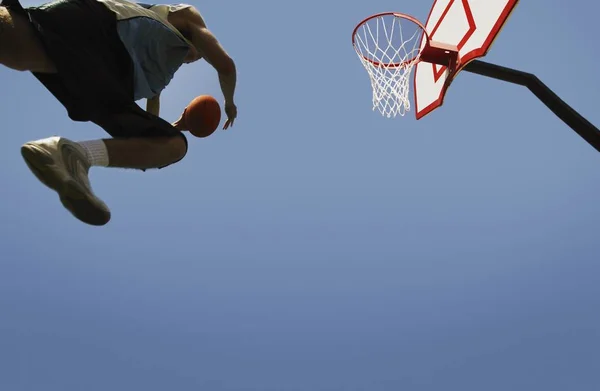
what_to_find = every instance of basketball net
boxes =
[353,14,423,118]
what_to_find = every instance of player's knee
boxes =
[164,134,188,164]
[0,7,9,45]
[0,7,56,73]
[0,8,16,62]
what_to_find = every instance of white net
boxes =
[353,14,425,118]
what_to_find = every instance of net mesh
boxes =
[353,14,424,118]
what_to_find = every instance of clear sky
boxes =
[1,0,599,390]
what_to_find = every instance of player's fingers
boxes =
[224,117,235,129]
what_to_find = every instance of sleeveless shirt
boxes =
[97,0,195,100]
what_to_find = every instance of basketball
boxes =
[183,95,221,138]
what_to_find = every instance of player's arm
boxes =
[195,27,237,106]
[146,92,161,116]
[182,8,237,105]
[192,27,237,128]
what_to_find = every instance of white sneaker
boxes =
[21,136,111,226]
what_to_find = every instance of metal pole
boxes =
[463,60,600,153]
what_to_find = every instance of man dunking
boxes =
[0,0,237,225]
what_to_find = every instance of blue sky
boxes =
[1,0,599,390]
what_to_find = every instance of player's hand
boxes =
[172,111,188,131]
[223,102,237,130]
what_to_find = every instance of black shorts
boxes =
[2,0,187,149]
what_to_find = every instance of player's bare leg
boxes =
[21,136,186,226]
[0,6,56,73]
[104,137,187,170]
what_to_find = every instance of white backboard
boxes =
[414,0,520,119]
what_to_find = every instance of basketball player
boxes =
[0,0,237,225]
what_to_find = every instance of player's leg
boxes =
[103,136,188,169]
[0,6,56,73]
[80,109,189,170]
[21,108,188,226]
[20,135,186,226]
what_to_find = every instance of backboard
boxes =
[414,0,520,119]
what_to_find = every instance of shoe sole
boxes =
[21,144,111,226]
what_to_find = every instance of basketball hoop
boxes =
[352,12,458,118]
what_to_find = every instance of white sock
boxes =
[78,140,109,167]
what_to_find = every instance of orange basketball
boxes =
[183,95,221,138]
